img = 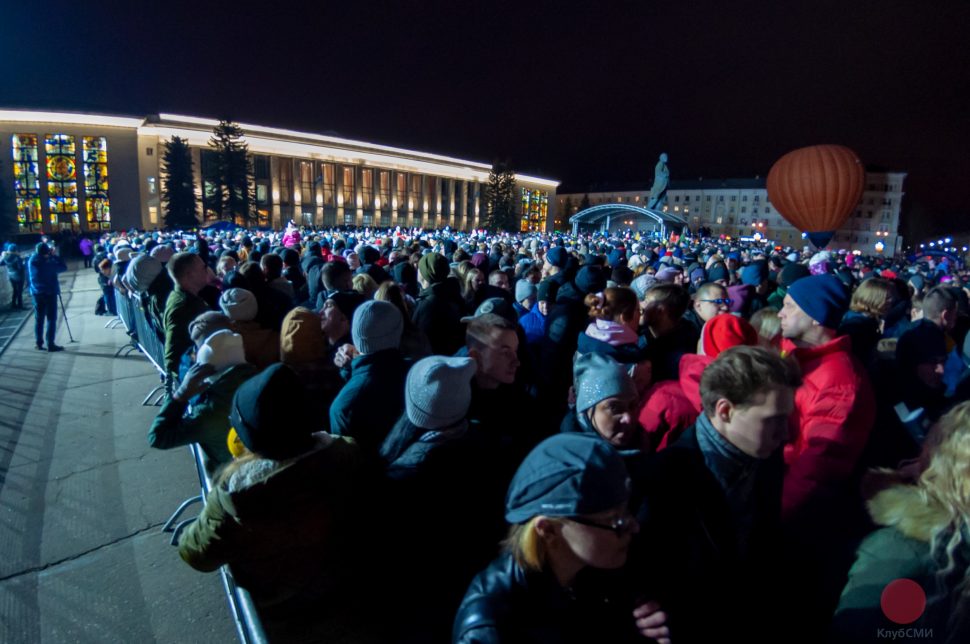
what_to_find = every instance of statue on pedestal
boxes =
[646,152,669,210]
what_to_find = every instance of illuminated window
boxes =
[279,159,293,205]
[519,188,548,232]
[321,163,336,207]
[424,176,436,212]
[299,161,314,205]
[45,134,79,230]
[83,136,111,230]
[11,134,42,233]
[396,173,407,211]
[362,168,374,208]
[379,171,391,208]
[341,166,355,207]
[410,174,422,210]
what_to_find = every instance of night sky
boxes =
[2,0,968,240]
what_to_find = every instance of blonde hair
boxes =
[913,402,970,624]
[749,307,781,347]
[352,273,379,299]
[503,517,559,572]
[584,287,638,324]
[849,278,896,318]
[463,268,484,299]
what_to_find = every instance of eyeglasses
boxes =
[567,514,637,536]
[698,298,733,305]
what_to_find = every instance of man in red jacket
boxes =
[777,273,876,637]
[778,274,875,518]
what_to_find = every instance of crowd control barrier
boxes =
[164,444,269,644]
[110,291,268,642]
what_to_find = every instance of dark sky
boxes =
[2,0,968,239]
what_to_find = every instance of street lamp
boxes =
[874,241,885,253]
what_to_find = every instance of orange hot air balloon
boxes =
[766,144,864,249]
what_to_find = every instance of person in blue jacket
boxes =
[28,242,67,351]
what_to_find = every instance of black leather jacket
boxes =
[453,551,645,644]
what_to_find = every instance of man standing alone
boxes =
[28,242,67,352]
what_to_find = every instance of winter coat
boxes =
[1,252,24,282]
[832,484,970,642]
[379,418,508,640]
[328,349,409,454]
[27,253,66,295]
[163,286,211,376]
[519,306,546,346]
[575,320,650,365]
[638,353,710,451]
[178,434,367,604]
[412,277,466,356]
[781,335,876,521]
[79,238,94,256]
[453,552,646,644]
[148,363,259,468]
[634,422,785,643]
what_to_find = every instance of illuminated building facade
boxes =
[0,110,558,234]
[558,172,906,253]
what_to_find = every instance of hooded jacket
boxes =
[148,363,259,468]
[832,484,970,642]
[411,277,465,356]
[177,434,367,604]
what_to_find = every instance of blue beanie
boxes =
[546,246,567,268]
[573,352,637,413]
[574,265,607,295]
[786,274,849,329]
[505,433,630,523]
[740,262,768,286]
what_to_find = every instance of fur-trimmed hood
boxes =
[868,484,949,543]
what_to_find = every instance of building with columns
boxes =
[558,171,906,254]
[0,110,558,234]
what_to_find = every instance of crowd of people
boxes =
[81,221,970,642]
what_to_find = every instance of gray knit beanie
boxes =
[515,279,537,304]
[219,288,258,322]
[405,356,477,429]
[352,300,403,355]
[574,352,637,413]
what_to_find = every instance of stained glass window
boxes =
[83,136,111,230]
[45,134,79,229]
[12,134,42,232]
[519,189,548,232]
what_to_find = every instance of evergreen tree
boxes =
[208,121,256,224]
[484,160,517,231]
[161,136,198,229]
[579,193,591,212]
[562,196,574,220]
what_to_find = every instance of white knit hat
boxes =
[219,288,258,322]
[351,300,403,355]
[196,330,247,373]
[405,356,476,429]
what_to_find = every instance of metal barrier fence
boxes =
[109,291,268,643]
[163,445,269,644]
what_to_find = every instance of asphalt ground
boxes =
[0,263,236,643]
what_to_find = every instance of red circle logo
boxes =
[880,579,926,624]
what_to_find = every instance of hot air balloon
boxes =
[766,145,864,249]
